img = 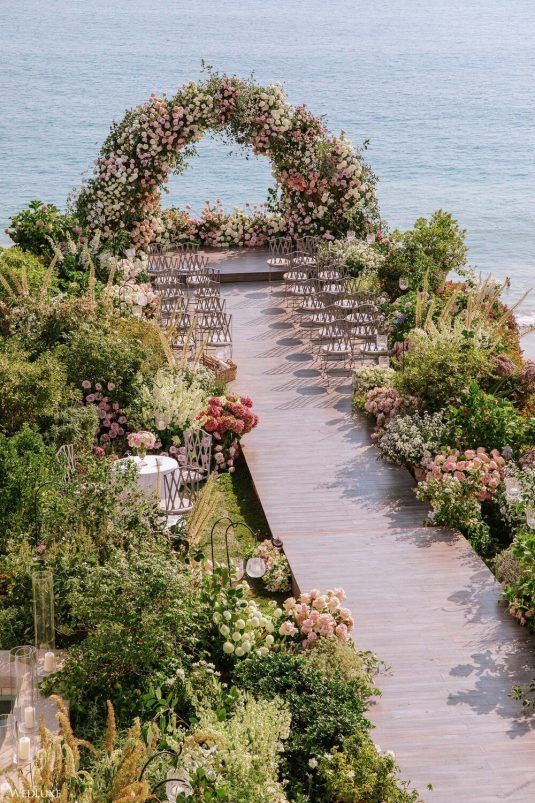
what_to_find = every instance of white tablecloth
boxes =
[114,455,178,499]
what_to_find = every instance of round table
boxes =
[114,455,178,499]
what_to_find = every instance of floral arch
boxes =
[77,72,378,249]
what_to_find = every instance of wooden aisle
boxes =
[224,281,535,803]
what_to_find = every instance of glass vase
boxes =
[32,570,55,675]
[9,646,37,734]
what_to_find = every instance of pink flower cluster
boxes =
[197,394,258,440]
[197,394,258,473]
[426,448,506,502]
[280,588,354,648]
[81,380,128,448]
[127,430,157,451]
[364,387,416,437]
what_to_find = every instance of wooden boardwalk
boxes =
[224,281,535,803]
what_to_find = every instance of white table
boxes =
[114,454,178,499]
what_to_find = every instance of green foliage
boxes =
[6,200,78,258]
[233,652,373,796]
[445,383,534,454]
[176,694,290,802]
[44,544,209,729]
[0,344,71,434]
[60,320,164,404]
[502,529,535,630]
[317,732,421,802]
[46,403,99,450]
[379,210,468,298]
[395,327,494,411]
[0,247,53,303]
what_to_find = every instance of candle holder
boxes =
[32,570,56,676]
[9,646,37,734]
[13,719,34,766]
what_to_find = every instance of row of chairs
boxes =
[266,239,389,377]
[150,249,233,359]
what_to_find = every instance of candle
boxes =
[18,735,30,762]
[44,651,56,673]
[24,705,35,730]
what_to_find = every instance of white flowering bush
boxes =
[212,579,282,659]
[77,72,378,248]
[128,365,214,451]
[175,694,291,802]
[377,410,448,469]
[324,238,386,275]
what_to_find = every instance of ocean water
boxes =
[1,0,534,322]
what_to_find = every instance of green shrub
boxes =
[317,732,421,802]
[233,652,373,795]
[0,428,66,543]
[502,529,535,630]
[395,326,494,410]
[445,383,534,454]
[60,322,160,404]
[44,544,209,730]
[0,345,71,434]
[379,210,468,298]
[46,404,99,450]
[6,200,78,258]
[0,247,53,304]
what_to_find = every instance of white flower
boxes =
[308,758,318,769]
[222,641,234,654]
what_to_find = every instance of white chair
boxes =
[161,465,199,527]
[55,443,76,481]
[183,429,212,480]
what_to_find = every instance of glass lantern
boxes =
[246,557,267,578]
[32,570,55,675]
[9,646,37,734]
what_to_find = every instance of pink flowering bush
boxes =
[81,380,129,450]
[416,447,506,553]
[364,386,417,440]
[280,588,355,648]
[197,394,258,472]
[77,72,378,249]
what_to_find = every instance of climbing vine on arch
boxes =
[77,70,379,249]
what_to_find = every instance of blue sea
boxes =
[1,0,534,324]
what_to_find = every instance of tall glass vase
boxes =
[32,570,55,674]
[9,646,37,733]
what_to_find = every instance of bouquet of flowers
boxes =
[127,430,157,462]
[279,588,354,648]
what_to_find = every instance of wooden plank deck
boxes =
[224,281,535,803]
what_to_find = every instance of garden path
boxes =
[224,281,535,803]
